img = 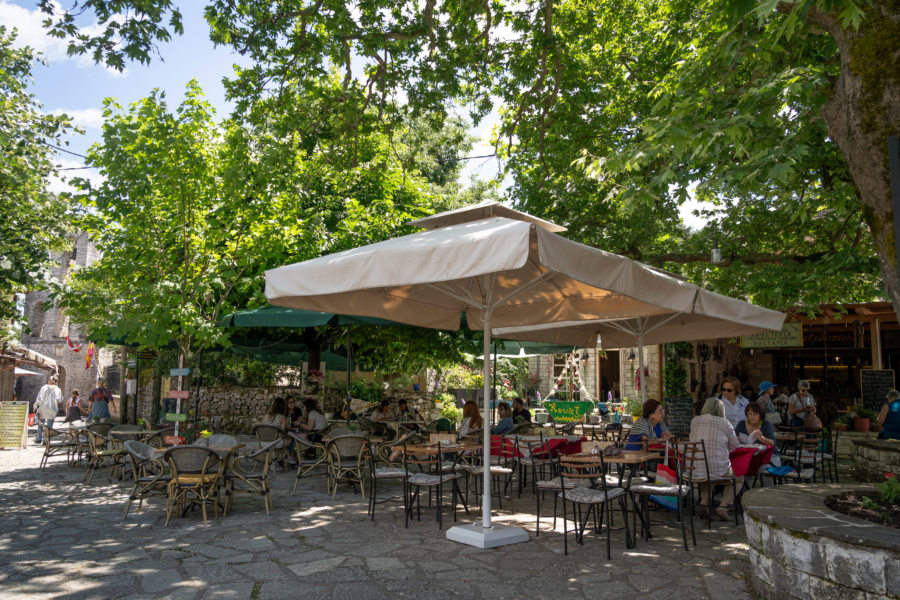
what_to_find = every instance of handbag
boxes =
[27,412,36,427]
[804,412,823,431]
[765,411,781,426]
[649,442,678,511]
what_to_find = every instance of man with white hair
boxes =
[33,375,62,444]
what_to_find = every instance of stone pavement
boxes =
[1,438,755,600]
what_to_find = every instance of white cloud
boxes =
[0,1,127,76]
[50,107,104,129]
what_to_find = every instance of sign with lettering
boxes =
[0,401,29,449]
[168,390,190,399]
[166,412,187,422]
[164,435,186,446]
[663,397,695,436]
[861,369,895,413]
[543,401,594,423]
[741,323,802,349]
[169,368,192,377]
[125,359,137,369]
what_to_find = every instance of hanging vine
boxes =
[663,342,694,397]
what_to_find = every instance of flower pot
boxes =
[853,417,870,433]
[870,422,882,433]
[413,383,420,392]
[833,423,848,431]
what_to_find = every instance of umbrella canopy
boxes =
[493,289,785,401]
[14,367,41,376]
[263,204,749,548]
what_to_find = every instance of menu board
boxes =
[664,397,695,436]
[861,369,895,413]
[0,401,29,449]
[543,401,594,423]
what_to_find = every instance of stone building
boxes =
[17,232,117,405]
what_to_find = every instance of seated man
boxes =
[511,397,531,423]
[396,399,423,426]
[493,402,515,435]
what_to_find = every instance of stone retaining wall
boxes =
[851,439,900,481]
[742,484,900,600]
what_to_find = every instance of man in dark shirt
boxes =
[511,397,531,423]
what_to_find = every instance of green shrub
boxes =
[440,400,462,423]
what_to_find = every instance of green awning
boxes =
[218,306,399,328]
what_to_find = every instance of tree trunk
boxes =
[813,6,900,320]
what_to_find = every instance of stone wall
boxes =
[743,484,900,600]
[134,381,437,425]
[851,439,900,481]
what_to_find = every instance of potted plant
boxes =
[854,407,877,433]
[832,414,850,431]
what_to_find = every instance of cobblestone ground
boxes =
[1,434,756,600]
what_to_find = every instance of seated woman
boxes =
[396,399,424,428]
[284,395,303,430]
[734,402,781,467]
[877,389,900,440]
[457,400,483,440]
[689,397,743,522]
[299,398,328,443]
[493,402,515,435]
[261,397,287,430]
[625,399,674,450]
[371,399,395,422]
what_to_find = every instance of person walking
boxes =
[33,375,62,444]
[64,389,85,424]
[87,378,113,422]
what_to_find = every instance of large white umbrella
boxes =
[493,288,786,402]
[265,200,721,547]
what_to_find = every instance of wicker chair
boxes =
[325,435,367,498]
[224,441,276,515]
[163,446,224,526]
[38,424,77,469]
[83,429,128,484]
[122,440,170,520]
[145,427,176,448]
[287,432,328,495]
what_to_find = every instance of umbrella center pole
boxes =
[482,307,493,530]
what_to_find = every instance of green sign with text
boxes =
[543,400,594,423]
[741,323,802,349]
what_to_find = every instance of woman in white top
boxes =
[689,397,742,521]
[456,400,483,439]
[261,397,287,430]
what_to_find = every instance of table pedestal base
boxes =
[446,522,530,548]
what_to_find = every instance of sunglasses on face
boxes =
[722,387,735,392]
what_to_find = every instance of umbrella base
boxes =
[446,522,530,548]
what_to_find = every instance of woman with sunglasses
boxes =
[788,380,815,428]
[718,376,749,429]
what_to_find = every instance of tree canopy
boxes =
[0,27,73,342]
[34,0,898,318]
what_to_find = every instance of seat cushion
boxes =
[536,476,590,490]
[629,483,689,496]
[408,472,457,485]
[559,486,626,504]
[466,466,513,476]
[373,467,407,479]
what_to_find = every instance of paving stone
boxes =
[141,568,183,593]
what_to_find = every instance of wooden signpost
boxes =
[543,400,594,423]
[0,401,29,449]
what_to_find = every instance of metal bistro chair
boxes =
[122,440,170,520]
[681,440,739,528]
[325,434,368,498]
[514,432,555,497]
[402,441,465,530]
[557,452,631,558]
[163,445,225,526]
[627,441,696,551]
[461,434,515,509]
[366,436,410,521]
